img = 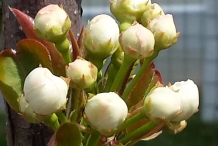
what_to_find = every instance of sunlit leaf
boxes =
[17,39,53,72]
[0,50,23,112]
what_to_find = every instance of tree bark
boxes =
[1,0,82,145]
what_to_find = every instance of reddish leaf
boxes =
[17,39,53,72]
[10,7,66,76]
[125,62,161,109]
[69,30,81,61]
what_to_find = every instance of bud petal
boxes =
[66,58,98,89]
[141,3,165,26]
[169,79,199,122]
[119,23,155,59]
[19,94,42,123]
[147,14,179,50]
[144,86,181,122]
[110,0,151,23]
[83,14,119,59]
[34,4,71,43]
[84,92,128,131]
[23,67,68,115]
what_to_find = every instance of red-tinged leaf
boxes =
[125,63,155,108]
[10,7,66,76]
[155,70,163,84]
[9,7,36,38]
[55,122,81,146]
[0,50,24,112]
[16,39,53,72]
[69,30,81,61]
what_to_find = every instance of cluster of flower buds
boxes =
[144,79,199,124]
[0,0,199,145]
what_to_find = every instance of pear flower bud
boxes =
[110,0,151,23]
[66,58,98,89]
[34,4,71,43]
[144,86,181,123]
[147,14,179,50]
[23,67,68,115]
[169,79,199,122]
[119,23,155,59]
[84,92,128,132]
[19,94,42,123]
[141,3,165,27]
[83,14,119,59]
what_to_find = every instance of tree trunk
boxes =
[1,0,82,145]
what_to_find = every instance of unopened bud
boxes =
[66,58,98,89]
[83,14,119,59]
[23,67,68,115]
[34,4,71,43]
[119,23,155,59]
[169,79,199,122]
[147,14,179,50]
[141,3,165,26]
[84,92,128,132]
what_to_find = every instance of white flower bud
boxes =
[110,0,151,23]
[119,23,155,59]
[19,94,42,123]
[144,86,181,123]
[147,14,179,50]
[34,4,71,43]
[141,3,165,26]
[83,14,119,59]
[84,92,128,131]
[169,79,199,122]
[66,58,98,89]
[23,67,68,115]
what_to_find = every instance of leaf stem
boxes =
[122,51,159,100]
[108,111,146,136]
[86,129,101,146]
[110,54,136,92]
[55,38,72,64]
[43,113,60,131]
[119,121,156,144]
[56,111,69,124]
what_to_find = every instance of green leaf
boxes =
[0,50,23,112]
[17,39,53,72]
[55,122,82,146]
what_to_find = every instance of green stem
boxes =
[120,21,132,32]
[86,129,101,146]
[110,54,136,92]
[104,64,118,92]
[86,54,104,71]
[108,112,145,136]
[56,111,69,124]
[55,38,72,64]
[43,113,60,131]
[70,89,82,122]
[122,51,159,100]
[119,121,156,144]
